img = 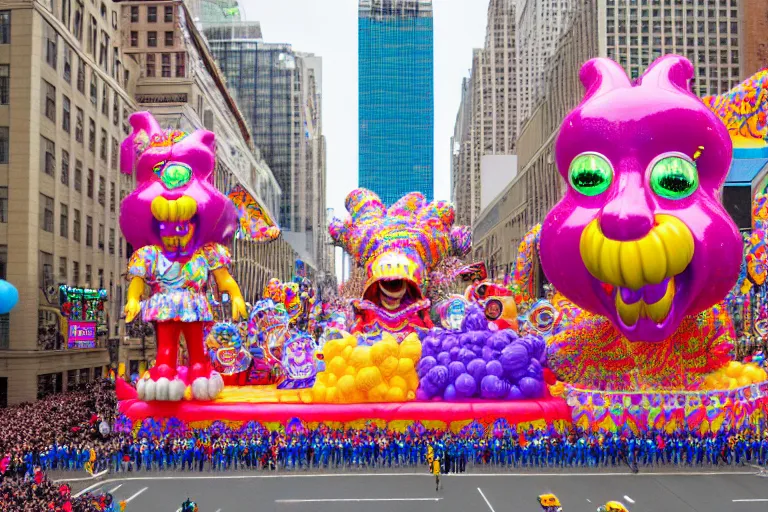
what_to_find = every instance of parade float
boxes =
[117,55,768,436]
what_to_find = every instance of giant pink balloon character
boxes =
[120,112,247,402]
[540,55,742,343]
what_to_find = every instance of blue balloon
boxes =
[0,280,19,314]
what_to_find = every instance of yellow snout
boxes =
[579,215,694,291]
[150,196,198,222]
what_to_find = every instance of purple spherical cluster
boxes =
[417,305,548,401]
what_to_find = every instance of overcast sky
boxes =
[239,0,489,216]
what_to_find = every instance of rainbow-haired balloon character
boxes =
[329,189,471,338]
[120,112,246,402]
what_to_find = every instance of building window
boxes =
[43,80,56,122]
[60,149,69,186]
[99,129,107,161]
[85,215,92,246]
[0,245,5,278]
[59,256,67,282]
[87,168,93,198]
[164,31,173,47]
[89,71,97,105]
[101,83,108,116]
[0,127,7,164]
[130,31,138,47]
[146,53,155,77]
[73,208,80,241]
[73,1,83,41]
[0,187,6,223]
[106,139,116,172]
[175,52,185,77]
[98,175,105,205]
[147,31,157,47]
[74,160,82,192]
[161,53,171,77]
[98,223,104,250]
[164,5,173,22]
[72,260,79,283]
[40,251,53,289]
[85,263,91,284]
[41,136,55,176]
[77,57,85,93]
[112,95,119,126]
[130,5,138,22]
[109,181,116,212]
[0,11,10,44]
[44,21,57,69]
[59,203,68,238]
[147,5,157,22]
[41,194,54,232]
[109,227,115,254]
[0,64,7,104]
[62,95,70,133]
[75,107,84,143]
[88,117,95,153]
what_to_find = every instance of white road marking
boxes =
[108,484,123,493]
[125,487,148,503]
[587,499,592,503]
[477,487,496,512]
[733,499,768,502]
[214,509,221,512]
[53,469,108,483]
[624,495,636,504]
[275,498,441,503]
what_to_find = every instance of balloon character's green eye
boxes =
[650,156,699,199]
[568,153,614,196]
[161,163,193,190]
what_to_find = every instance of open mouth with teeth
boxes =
[579,215,694,341]
[151,195,199,257]
[379,279,408,311]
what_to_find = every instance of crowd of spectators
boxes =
[3,378,768,509]
[0,380,119,511]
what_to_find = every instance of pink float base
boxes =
[118,397,572,425]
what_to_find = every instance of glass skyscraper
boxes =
[358,0,434,206]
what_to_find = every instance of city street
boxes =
[73,470,768,512]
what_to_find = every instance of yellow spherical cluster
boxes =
[702,361,768,390]
[309,332,422,404]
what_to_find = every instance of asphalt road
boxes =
[73,469,768,512]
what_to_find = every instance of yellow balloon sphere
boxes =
[349,346,372,369]
[337,375,356,396]
[371,382,389,402]
[737,375,751,387]
[396,357,415,376]
[389,375,408,393]
[342,345,353,360]
[345,366,357,377]
[405,372,420,391]
[399,338,422,362]
[325,386,339,403]
[326,373,338,387]
[329,356,347,377]
[386,387,406,402]
[406,390,416,401]
[355,366,383,392]
[323,340,342,361]
[379,356,399,378]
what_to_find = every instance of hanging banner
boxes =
[68,320,97,349]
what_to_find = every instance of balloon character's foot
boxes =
[136,374,186,402]
[189,371,224,401]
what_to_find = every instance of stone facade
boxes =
[742,0,768,77]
